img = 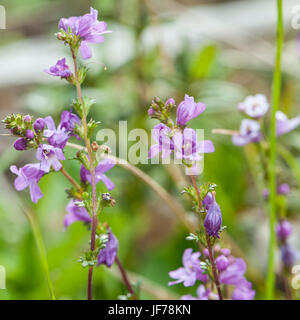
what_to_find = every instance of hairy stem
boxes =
[190,175,223,300]
[267,0,283,300]
[71,48,98,300]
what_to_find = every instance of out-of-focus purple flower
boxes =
[176,94,206,126]
[262,183,290,200]
[276,111,300,137]
[220,248,231,256]
[181,285,212,300]
[36,144,65,173]
[281,244,298,268]
[276,220,292,242]
[25,129,35,140]
[33,118,46,132]
[165,98,176,107]
[232,119,261,146]
[64,199,92,229]
[10,164,44,203]
[168,248,208,287]
[216,255,229,272]
[204,196,222,238]
[231,279,255,300]
[58,7,111,60]
[14,138,27,151]
[80,158,115,190]
[23,115,32,124]
[43,116,71,149]
[44,58,71,78]
[238,94,269,118]
[173,128,214,161]
[149,123,174,159]
[97,231,119,268]
[219,258,246,286]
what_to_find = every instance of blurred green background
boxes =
[0,0,300,299]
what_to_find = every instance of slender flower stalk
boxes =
[60,166,83,196]
[70,48,98,300]
[267,0,283,300]
[190,175,223,300]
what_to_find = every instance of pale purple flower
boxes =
[276,220,292,242]
[281,244,298,268]
[262,183,290,200]
[276,111,300,137]
[219,258,247,286]
[176,94,206,126]
[168,248,208,287]
[44,58,71,78]
[231,279,255,300]
[33,118,46,132]
[64,199,92,229]
[232,119,261,146]
[181,285,212,300]
[97,231,119,268]
[216,255,229,272]
[25,129,35,140]
[23,115,32,124]
[149,123,174,159]
[220,248,231,256]
[173,128,214,161]
[10,163,44,203]
[58,7,111,60]
[80,158,115,190]
[204,194,222,238]
[14,138,27,151]
[60,110,81,132]
[36,144,65,173]
[238,94,269,118]
[43,116,71,149]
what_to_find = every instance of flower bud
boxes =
[33,118,45,132]
[276,220,292,242]
[23,115,32,124]
[14,138,27,151]
[25,129,35,140]
[204,200,222,238]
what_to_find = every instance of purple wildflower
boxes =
[276,220,292,242]
[173,128,214,161]
[238,94,269,118]
[181,285,213,300]
[262,183,290,200]
[149,123,174,159]
[58,7,111,60]
[10,164,44,203]
[176,94,206,126]
[232,119,261,146]
[281,244,298,269]
[59,110,81,132]
[231,279,256,300]
[168,248,208,287]
[36,144,65,173]
[97,231,119,268]
[44,58,71,78]
[204,194,222,238]
[219,258,247,286]
[14,138,27,151]
[33,118,46,132]
[80,158,115,190]
[216,255,229,272]
[23,115,32,124]
[276,111,300,137]
[25,129,35,140]
[64,199,92,229]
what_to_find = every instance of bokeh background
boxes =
[0,0,300,299]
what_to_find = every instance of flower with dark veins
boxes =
[36,144,65,173]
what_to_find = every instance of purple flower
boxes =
[43,116,71,149]
[219,258,246,286]
[80,158,115,190]
[173,128,214,161]
[23,115,32,124]
[97,231,119,268]
[204,195,222,238]
[220,248,231,256]
[181,285,213,300]
[238,94,269,118]
[176,94,206,126]
[276,220,292,242]
[149,123,174,159]
[14,138,27,151]
[276,111,300,137]
[232,119,261,146]
[36,144,65,173]
[231,279,255,300]
[216,255,229,272]
[25,129,35,140]
[59,110,81,132]
[44,58,71,78]
[64,199,92,229]
[33,118,46,132]
[262,183,290,200]
[203,192,214,210]
[59,7,111,60]
[168,248,208,287]
[10,164,44,203]
[281,244,298,268]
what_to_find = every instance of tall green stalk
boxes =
[266,0,283,300]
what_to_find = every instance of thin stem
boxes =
[115,257,137,300]
[71,48,98,300]
[190,175,223,300]
[60,167,83,196]
[267,0,283,300]
[24,209,56,300]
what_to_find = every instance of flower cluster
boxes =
[231,94,300,146]
[169,247,255,300]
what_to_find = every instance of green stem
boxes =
[24,210,56,300]
[266,0,283,300]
